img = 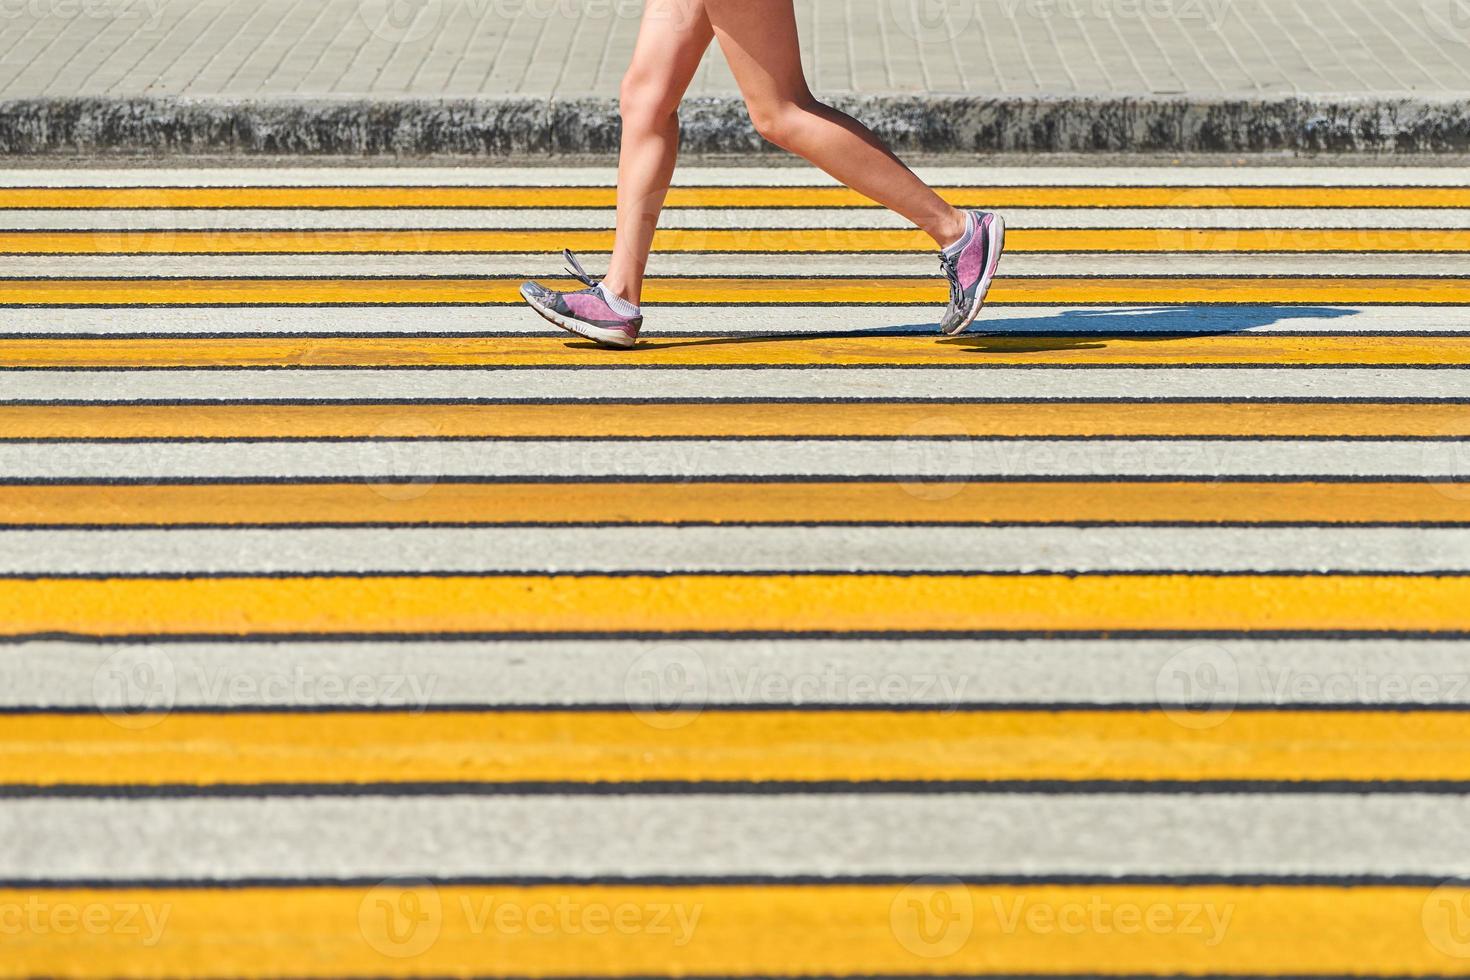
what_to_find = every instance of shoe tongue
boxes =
[939,216,973,258]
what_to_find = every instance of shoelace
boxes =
[563,249,599,288]
[562,247,639,321]
[939,249,962,308]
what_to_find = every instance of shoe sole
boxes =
[942,213,1006,337]
[520,285,638,350]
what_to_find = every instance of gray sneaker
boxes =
[519,250,643,349]
[938,210,1006,336]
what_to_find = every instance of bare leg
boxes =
[704,0,966,248]
[600,0,714,306]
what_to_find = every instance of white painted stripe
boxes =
[4,794,1468,879]
[2,527,1466,575]
[0,306,1464,336]
[0,167,1465,187]
[2,367,1466,402]
[0,438,1462,480]
[8,207,1470,230]
[9,253,1470,279]
[7,637,1467,709]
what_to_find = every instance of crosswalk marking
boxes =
[13,253,1470,278]
[3,401,1466,438]
[5,227,1469,253]
[5,185,1470,209]
[7,709,1470,784]
[12,795,1470,878]
[4,637,1466,709]
[6,303,1462,334]
[6,334,1470,366]
[2,438,1459,480]
[11,527,1470,575]
[1,275,1466,305]
[4,165,1470,977]
[0,482,1466,526]
[1,573,1468,636]
[10,367,1467,401]
[13,209,1470,231]
[0,884,1459,976]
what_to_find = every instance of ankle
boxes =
[600,276,641,308]
[932,209,969,250]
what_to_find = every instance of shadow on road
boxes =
[568,305,1362,352]
[942,305,1362,353]
[959,305,1362,335]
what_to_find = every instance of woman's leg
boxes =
[600,0,715,306]
[703,0,966,249]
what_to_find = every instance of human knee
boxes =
[746,98,817,149]
[619,72,681,132]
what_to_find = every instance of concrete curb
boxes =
[2,95,1468,157]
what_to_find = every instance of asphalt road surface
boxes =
[3,164,1470,976]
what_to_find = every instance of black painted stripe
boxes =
[4,702,1469,717]
[2,874,1465,889]
[3,779,1469,798]
[0,474,1463,486]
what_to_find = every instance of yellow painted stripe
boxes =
[2,228,1467,254]
[4,184,1470,208]
[6,402,1469,439]
[6,334,1470,367]
[2,482,1466,527]
[7,709,1470,785]
[0,277,1465,305]
[0,574,1466,636]
[5,883,1466,977]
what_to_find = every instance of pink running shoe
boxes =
[938,210,1006,336]
[519,250,643,349]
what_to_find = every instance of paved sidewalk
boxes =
[2,0,1469,99]
[0,0,1467,153]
